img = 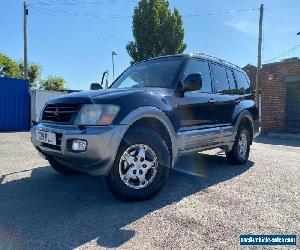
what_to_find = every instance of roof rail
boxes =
[193,52,240,69]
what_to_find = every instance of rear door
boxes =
[210,63,237,125]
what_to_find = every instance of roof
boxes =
[190,53,242,70]
[141,53,243,71]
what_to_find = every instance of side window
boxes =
[234,70,251,95]
[226,68,238,94]
[211,64,230,94]
[184,59,212,93]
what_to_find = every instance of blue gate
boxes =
[0,77,30,131]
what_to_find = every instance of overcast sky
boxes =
[1,0,299,90]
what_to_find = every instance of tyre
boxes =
[226,125,251,165]
[106,127,170,201]
[48,157,82,175]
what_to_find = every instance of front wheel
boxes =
[226,125,251,165]
[106,127,170,201]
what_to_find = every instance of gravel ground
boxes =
[0,132,299,250]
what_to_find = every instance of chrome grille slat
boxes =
[42,104,81,124]
[43,110,75,114]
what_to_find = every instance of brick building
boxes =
[243,57,300,133]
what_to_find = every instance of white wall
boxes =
[31,90,67,122]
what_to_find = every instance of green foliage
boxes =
[18,63,41,88]
[0,53,41,88]
[39,76,65,91]
[28,64,41,88]
[0,53,23,79]
[0,53,66,90]
[127,0,187,64]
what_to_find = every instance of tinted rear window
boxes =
[211,64,230,94]
[234,70,251,95]
[226,68,238,94]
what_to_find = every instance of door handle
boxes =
[208,98,217,105]
[235,100,241,104]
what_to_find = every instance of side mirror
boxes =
[90,83,102,90]
[183,73,202,92]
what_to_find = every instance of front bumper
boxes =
[31,123,128,175]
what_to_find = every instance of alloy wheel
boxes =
[238,132,248,159]
[119,144,158,189]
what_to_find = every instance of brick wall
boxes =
[260,65,285,133]
[243,57,300,133]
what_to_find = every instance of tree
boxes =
[28,64,41,88]
[0,53,41,88]
[126,0,186,64]
[39,76,65,91]
[18,63,41,88]
[0,53,23,79]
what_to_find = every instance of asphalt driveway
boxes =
[0,133,299,249]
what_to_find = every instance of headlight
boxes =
[75,104,120,125]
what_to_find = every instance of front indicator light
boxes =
[72,139,87,151]
[96,115,115,125]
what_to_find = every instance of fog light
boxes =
[72,139,87,151]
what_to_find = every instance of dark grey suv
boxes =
[31,53,259,201]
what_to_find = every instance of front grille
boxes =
[41,132,63,151]
[42,104,81,124]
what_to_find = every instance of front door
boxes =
[174,58,219,130]
[173,58,221,150]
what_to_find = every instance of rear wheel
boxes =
[48,157,82,175]
[106,127,170,201]
[226,125,251,165]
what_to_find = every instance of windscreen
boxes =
[110,57,184,89]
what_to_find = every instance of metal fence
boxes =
[0,77,30,131]
[30,89,67,123]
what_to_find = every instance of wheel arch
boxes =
[119,106,179,167]
[234,110,255,144]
